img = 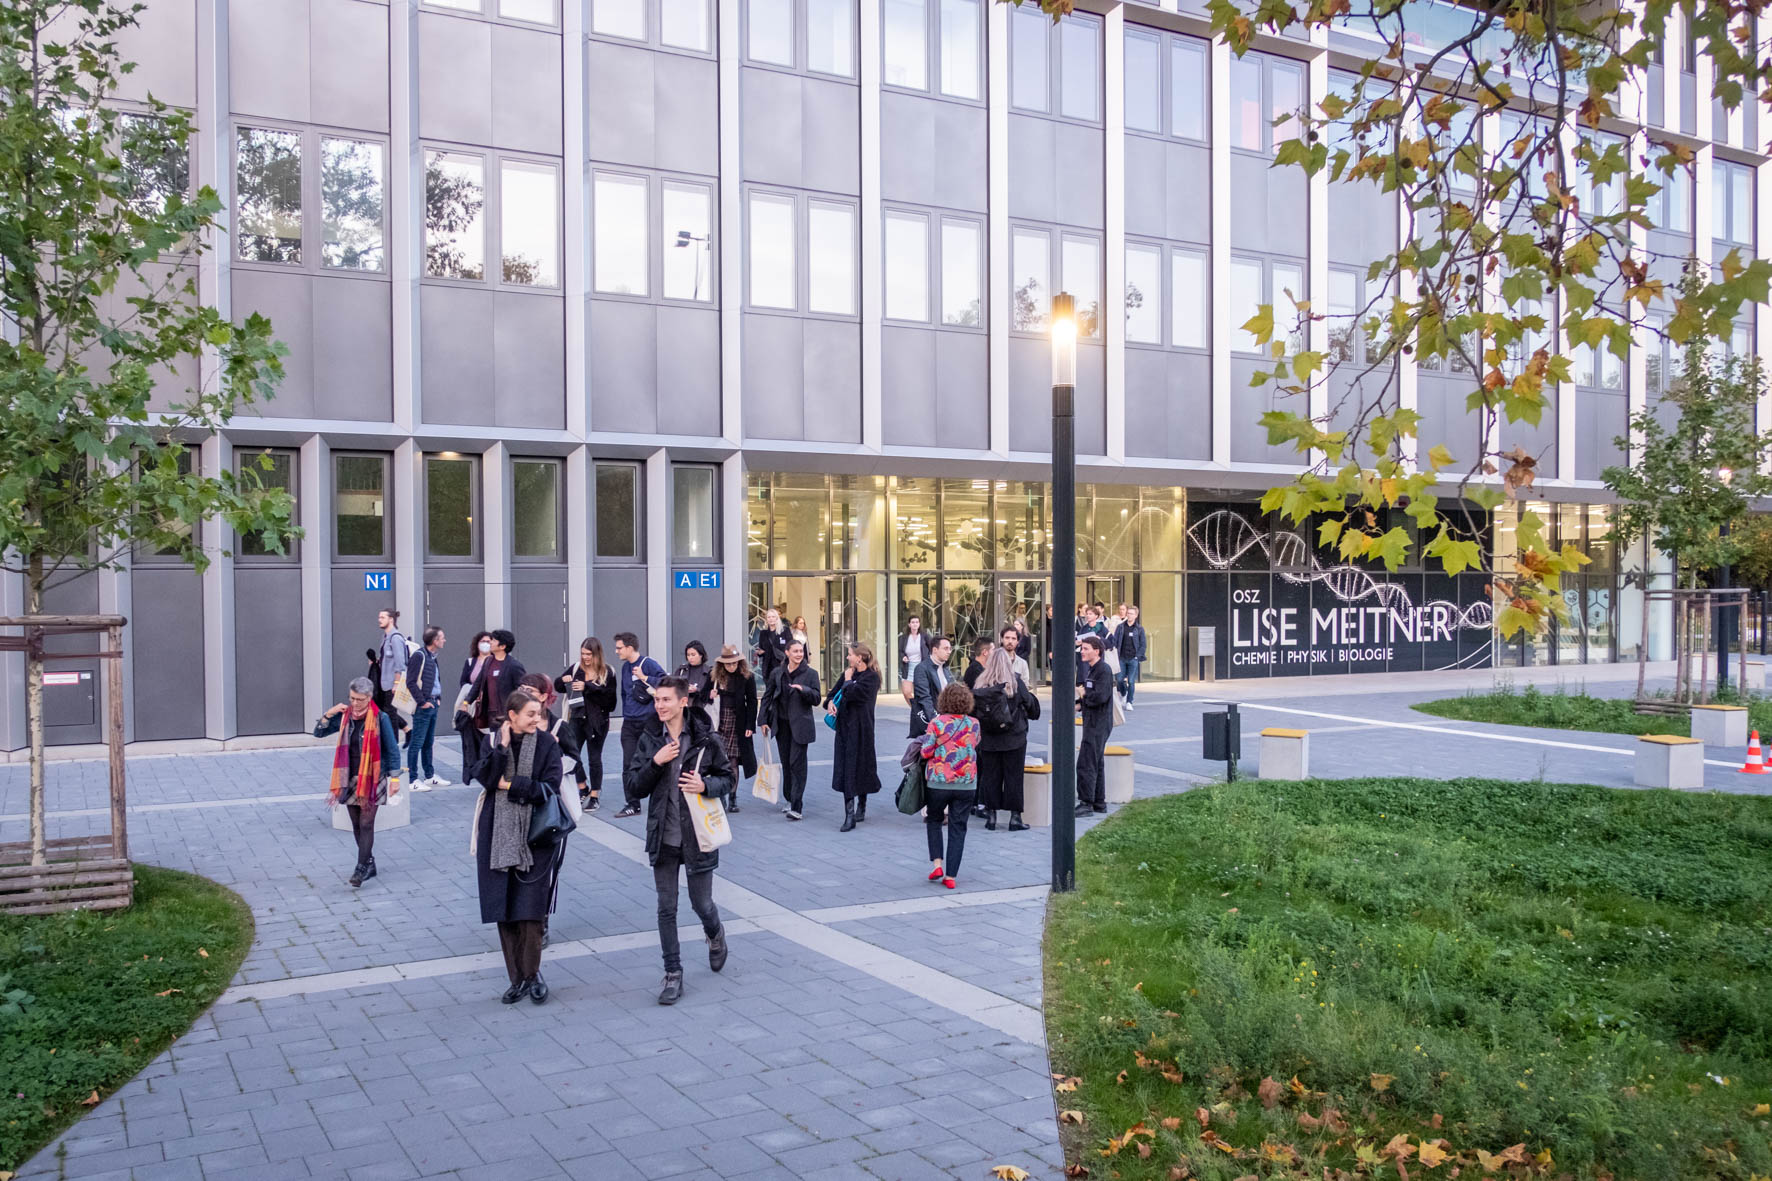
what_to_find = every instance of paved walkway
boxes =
[4,660,1768,1180]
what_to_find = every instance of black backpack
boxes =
[976,682,1021,735]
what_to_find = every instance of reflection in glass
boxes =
[236,451,295,558]
[807,0,854,76]
[1139,488,1187,568]
[761,475,830,570]
[1328,269,1358,362]
[884,0,927,89]
[501,161,557,286]
[593,171,647,294]
[662,0,711,49]
[673,466,717,560]
[938,0,979,99]
[1271,61,1303,149]
[1125,243,1160,344]
[1011,230,1049,332]
[1731,165,1753,244]
[426,457,476,559]
[1058,15,1098,121]
[942,480,992,571]
[1171,40,1206,141]
[663,181,713,301]
[1124,30,1160,133]
[1272,261,1305,352]
[594,0,646,39]
[941,219,982,326]
[996,483,1048,571]
[892,479,939,570]
[335,455,386,558]
[424,149,485,279]
[1091,486,1139,570]
[1229,54,1262,150]
[501,0,555,22]
[748,192,796,308]
[1009,4,1047,111]
[595,463,639,558]
[831,475,886,569]
[1230,257,1262,351]
[121,114,189,217]
[1171,249,1206,348]
[884,211,928,321]
[237,127,302,263]
[321,138,384,271]
[748,0,793,63]
[1062,235,1100,337]
[513,460,560,559]
[808,201,856,315]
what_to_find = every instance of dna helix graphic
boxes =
[1187,510,1495,631]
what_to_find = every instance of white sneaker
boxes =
[411,778,433,792]
[1124,702,1134,712]
[429,775,451,787]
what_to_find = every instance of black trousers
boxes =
[580,726,609,793]
[775,731,809,811]
[620,723,643,804]
[497,919,544,985]
[346,803,375,867]
[925,785,976,876]
[977,748,1026,812]
[1078,724,1108,808]
[653,844,721,973]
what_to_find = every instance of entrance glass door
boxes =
[823,575,857,685]
[942,575,991,663]
[998,578,1048,681]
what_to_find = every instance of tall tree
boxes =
[0,0,297,867]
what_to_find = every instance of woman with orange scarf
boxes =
[314,676,403,887]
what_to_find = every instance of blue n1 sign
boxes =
[674,570,721,590]
[364,571,391,592]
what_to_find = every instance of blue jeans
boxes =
[406,704,439,779]
[1117,658,1141,703]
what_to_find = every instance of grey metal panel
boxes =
[590,299,660,433]
[593,568,648,647]
[1125,349,1210,460]
[494,292,566,429]
[421,572,487,689]
[741,69,805,185]
[880,326,937,445]
[493,24,564,155]
[233,269,316,419]
[803,320,862,442]
[1165,141,1210,244]
[1007,336,1047,451]
[1054,124,1105,229]
[234,566,305,735]
[1228,153,1269,252]
[1007,115,1057,223]
[1123,136,1167,239]
[114,0,197,108]
[229,0,311,123]
[510,573,569,672]
[331,567,396,702]
[1416,371,1485,473]
[880,93,937,207]
[933,104,989,213]
[1229,355,1293,464]
[1267,166,1309,258]
[131,567,206,741]
[313,276,395,422]
[656,304,722,434]
[1679,73,1696,136]
[1576,388,1627,482]
[1327,183,1395,267]
[670,581,727,659]
[313,0,392,133]
[801,78,861,196]
[742,314,805,438]
[935,331,989,449]
[1074,341,1105,454]
[654,55,720,176]
[588,43,657,166]
[41,572,101,746]
[421,284,497,426]
[1646,65,1664,127]
[418,12,493,148]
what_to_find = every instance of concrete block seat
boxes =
[1022,763,1053,827]
[1690,704,1748,749]
[1103,745,1134,803]
[1258,727,1310,780]
[1634,734,1705,790]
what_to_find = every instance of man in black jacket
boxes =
[1075,635,1115,816]
[909,635,954,738]
[1115,604,1147,711]
[627,677,733,1005]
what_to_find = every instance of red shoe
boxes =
[943,877,956,890]
[928,866,944,881]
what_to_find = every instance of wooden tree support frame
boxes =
[0,615,130,915]
[1632,589,1754,715]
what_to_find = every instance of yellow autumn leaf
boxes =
[1055,1078,1079,1093]
[991,1167,1030,1181]
[1752,1103,1770,1116]
[1418,1141,1450,1168]
[197,947,209,958]
[1370,1072,1395,1093]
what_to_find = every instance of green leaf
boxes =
[1242,304,1275,346]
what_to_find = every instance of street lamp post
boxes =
[1718,466,1734,691]
[1050,293,1078,893]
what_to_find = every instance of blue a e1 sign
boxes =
[364,571,391,592]
[675,570,721,590]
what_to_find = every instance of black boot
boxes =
[658,971,684,1005]
[839,797,857,832]
[348,864,365,888]
[361,857,376,883]
[984,810,998,831]
[528,972,549,1004]
[1008,811,1029,831]
[854,797,866,822]
[708,926,728,973]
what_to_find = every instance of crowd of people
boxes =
[316,600,1144,1005]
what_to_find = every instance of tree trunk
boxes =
[27,555,46,868]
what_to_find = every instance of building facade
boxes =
[1,0,1765,749]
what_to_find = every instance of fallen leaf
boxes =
[1060,1110,1085,1125]
[1137,1142,1152,1159]
[1418,1141,1449,1168]
[1497,1144,1527,1165]
[1753,1103,1770,1116]
[990,1167,1029,1181]
[1557,927,1573,940]
[1115,1070,1128,1085]
[1382,1134,1416,1161]
[197,948,209,958]
[1370,1072,1395,1093]
[1534,1149,1554,1166]
[1064,1166,1090,1179]
[1194,1107,1211,1130]
[1258,1076,1283,1108]
[80,1090,101,1107]
[1297,1111,1323,1131]
[1476,1149,1504,1173]
[155,988,182,997]
[1134,981,1144,992]
[1161,1071,1186,1085]
[1289,1075,1307,1096]
[1055,1079,1079,1093]
[1168,1169,1189,1181]
[1161,1117,1182,1131]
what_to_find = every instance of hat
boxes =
[716,644,743,666]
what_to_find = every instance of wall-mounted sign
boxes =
[675,570,721,590]
[43,671,85,687]
[364,571,391,592]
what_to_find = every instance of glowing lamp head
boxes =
[1050,291,1077,387]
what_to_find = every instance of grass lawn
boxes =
[1043,778,1772,1181]
[1411,682,1772,738]
[0,865,253,1172]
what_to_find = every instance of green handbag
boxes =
[895,755,927,815]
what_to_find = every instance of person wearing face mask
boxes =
[314,677,403,888]
[455,631,495,784]
[470,688,566,1006]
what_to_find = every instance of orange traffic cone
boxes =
[1740,730,1770,775]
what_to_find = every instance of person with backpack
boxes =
[371,607,410,733]
[919,682,981,890]
[970,646,1040,831]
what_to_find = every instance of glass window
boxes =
[1270,60,1302,150]
[1171,39,1206,141]
[1124,30,1161,133]
[501,0,555,22]
[120,115,190,217]
[1010,4,1047,111]
[663,181,713,301]
[426,456,476,559]
[884,211,929,321]
[808,200,856,315]
[1230,256,1263,351]
[662,0,712,50]
[673,466,717,560]
[1062,234,1100,337]
[1328,268,1358,361]
[1124,243,1161,344]
[501,160,557,286]
[748,191,796,308]
[236,126,302,263]
[1653,166,1691,232]
[892,478,939,569]
[884,0,927,89]
[425,0,478,9]
[1059,15,1098,121]
[1730,164,1752,245]
[941,218,981,326]
[938,0,979,99]
[593,171,648,294]
[320,137,383,271]
[512,459,560,559]
[236,450,295,558]
[595,462,640,559]
[748,0,793,63]
[1011,228,1050,332]
[1273,261,1305,352]
[594,0,646,39]
[941,479,992,571]
[1229,55,1262,150]
[807,0,854,76]
[423,149,486,280]
[1172,249,1206,348]
[335,455,387,558]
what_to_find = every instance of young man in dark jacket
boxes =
[1116,604,1147,710]
[1075,635,1115,816]
[404,626,447,789]
[627,677,733,1005]
[613,631,666,817]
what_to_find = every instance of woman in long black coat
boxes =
[759,640,819,821]
[470,687,565,1006]
[825,642,881,832]
[709,645,758,813]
